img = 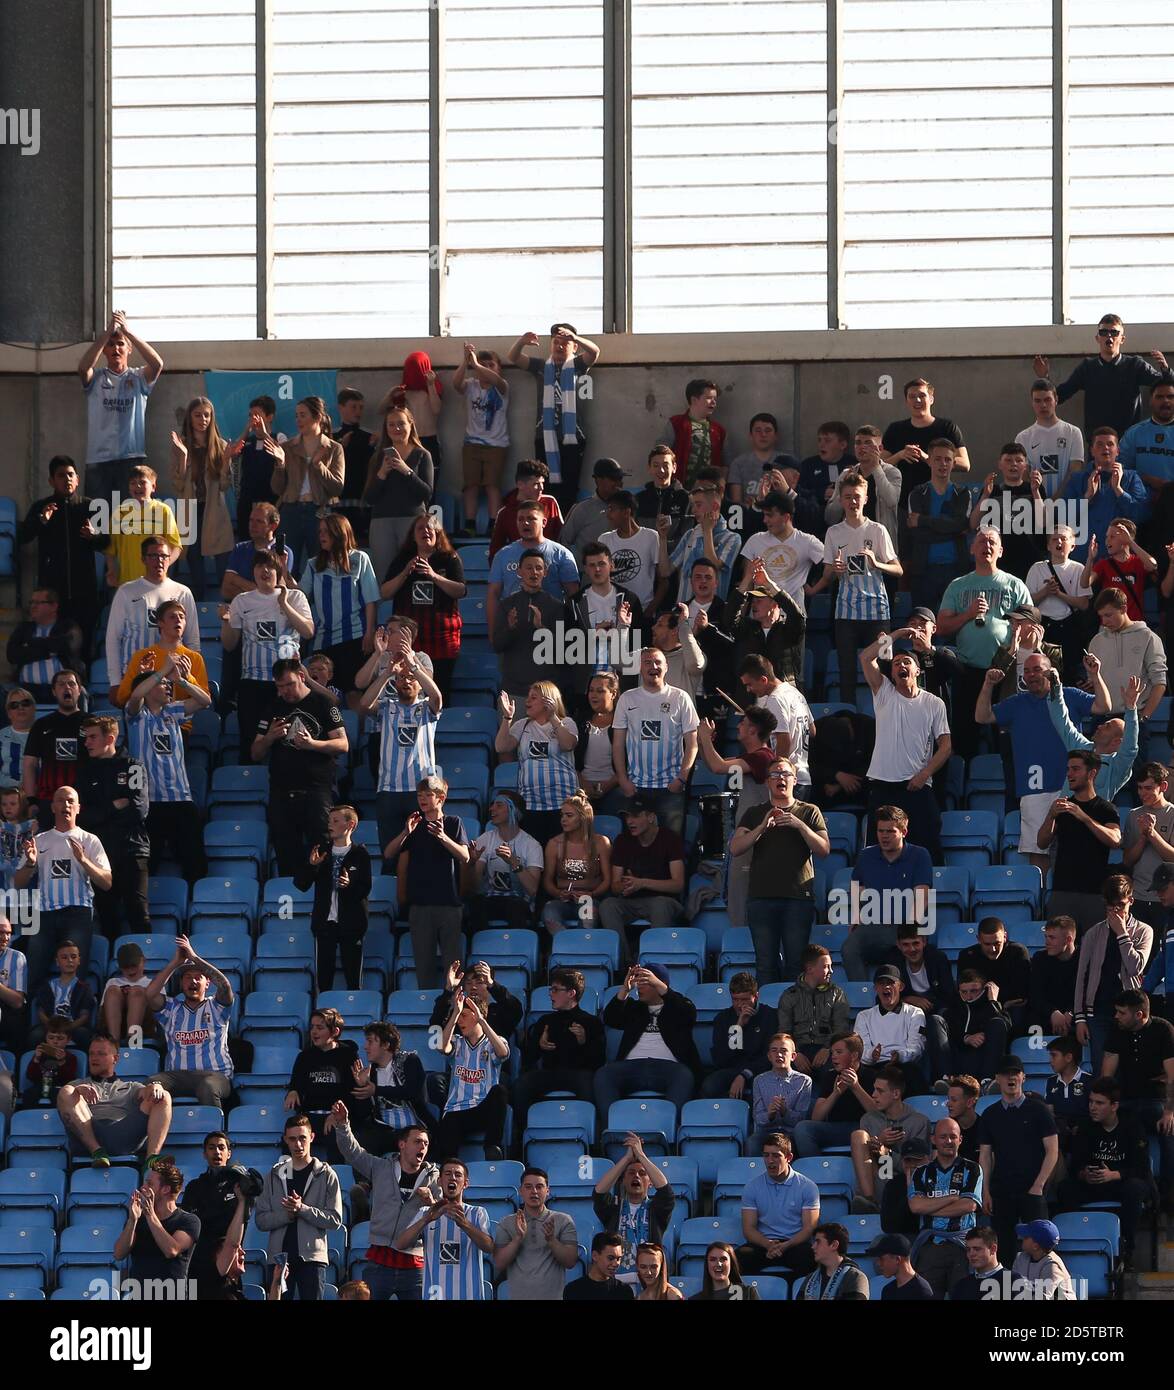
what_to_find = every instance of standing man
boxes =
[255,1112,344,1301]
[112,1159,200,1293]
[560,457,626,562]
[493,1168,578,1299]
[1122,762,1174,929]
[977,1056,1059,1257]
[611,646,699,837]
[881,377,971,507]
[509,324,602,511]
[76,715,150,939]
[1100,990,1174,1212]
[1034,313,1169,439]
[907,1117,983,1298]
[1037,753,1124,933]
[1120,373,1174,494]
[105,539,200,693]
[76,310,164,503]
[843,806,934,981]
[1073,877,1153,1075]
[18,457,109,637]
[21,668,89,831]
[904,439,971,613]
[395,1157,495,1301]
[1015,378,1085,498]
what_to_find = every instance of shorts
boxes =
[462,443,508,490]
[68,1108,148,1158]
[1019,789,1062,854]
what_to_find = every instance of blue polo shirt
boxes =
[226,538,296,578]
[994,687,1095,797]
[740,1166,820,1241]
[852,842,934,894]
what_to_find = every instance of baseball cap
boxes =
[866,1233,912,1257]
[873,965,902,984]
[1152,863,1174,893]
[909,607,937,624]
[593,457,624,481]
[1016,1219,1060,1251]
[1010,603,1042,623]
[995,1054,1025,1076]
[627,797,655,815]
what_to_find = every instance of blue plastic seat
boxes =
[435,706,497,751]
[204,820,268,876]
[316,990,382,1027]
[637,927,706,975]
[5,1110,68,1163]
[0,1228,55,1278]
[676,1216,744,1276]
[241,990,310,1047]
[717,927,755,982]
[843,1213,884,1254]
[228,1105,286,1145]
[65,1168,140,1220]
[972,864,1042,920]
[844,981,876,1013]
[470,929,540,979]
[54,1223,122,1273]
[190,929,253,981]
[387,989,435,1027]
[190,877,260,934]
[712,1156,766,1217]
[928,866,970,926]
[522,1100,595,1168]
[208,764,270,809]
[794,1155,855,1221]
[252,932,316,992]
[259,877,314,931]
[146,876,190,933]
[0,1168,65,1218]
[677,1099,750,1183]
[109,933,175,974]
[685,982,730,1024]
[940,810,1000,868]
[905,1094,950,1124]
[465,1160,525,1202]
[935,920,978,961]
[548,928,621,976]
[601,1099,677,1159]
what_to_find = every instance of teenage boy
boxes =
[1016,378,1086,498]
[660,483,743,603]
[488,458,564,557]
[105,465,183,587]
[599,489,662,614]
[636,445,691,550]
[18,455,109,636]
[729,412,801,504]
[561,457,626,562]
[455,343,511,535]
[1061,426,1147,561]
[334,387,374,542]
[881,377,970,506]
[487,502,579,631]
[659,378,725,487]
[968,443,1046,580]
[76,310,164,502]
[254,1112,344,1301]
[508,323,602,510]
[796,420,853,525]
[735,490,824,620]
[76,714,150,939]
[977,1056,1059,1257]
[294,804,372,992]
[491,551,566,702]
[1087,588,1167,719]
[1034,313,1170,438]
[1026,526,1092,681]
[105,539,200,692]
[30,939,95,1049]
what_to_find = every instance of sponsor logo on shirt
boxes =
[640,720,663,740]
[455,1066,487,1085]
[174,1029,212,1047]
[50,858,73,879]
[152,733,173,756]
[439,1241,460,1263]
[256,620,277,642]
[397,725,419,747]
[529,740,549,759]
[55,738,78,761]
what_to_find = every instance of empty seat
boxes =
[677,1099,750,1183]
[676,1216,743,1276]
[601,1100,676,1159]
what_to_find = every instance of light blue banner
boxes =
[203,370,340,441]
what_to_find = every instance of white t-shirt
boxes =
[613,684,700,788]
[739,529,825,613]
[581,722,615,784]
[626,1002,675,1062]
[1025,557,1090,623]
[867,678,950,784]
[758,682,814,786]
[472,825,544,902]
[1015,421,1085,497]
[101,973,151,1003]
[600,528,661,610]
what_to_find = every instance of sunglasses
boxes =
[1098,329,1122,339]
[7,699,33,709]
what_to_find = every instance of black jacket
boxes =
[293,843,372,936]
[562,585,645,693]
[710,1002,778,1081]
[1028,948,1079,1031]
[75,752,149,856]
[593,1183,676,1246]
[636,483,690,549]
[902,481,970,574]
[810,712,875,808]
[690,592,740,700]
[287,1039,360,1113]
[729,588,806,685]
[19,494,108,607]
[522,1006,606,1070]
[430,981,524,1039]
[957,943,1032,1005]
[941,992,1009,1045]
[603,988,701,1072]
[7,619,86,682]
[881,944,956,1015]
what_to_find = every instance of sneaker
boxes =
[933,1078,951,1094]
[92,1150,111,1169]
[850,1195,879,1215]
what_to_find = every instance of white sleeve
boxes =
[182,589,201,652]
[105,588,128,682]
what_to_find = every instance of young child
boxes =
[101,940,153,1044]
[1044,1033,1090,1151]
[293,804,372,991]
[105,464,182,588]
[0,689,38,790]
[454,342,510,536]
[658,378,725,489]
[1081,517,1157,622]
[0,786,36,890]
[748,1032,813,1154]
[22,1017,78,1106]
[31,939,95,1048]
[305,651,342,705]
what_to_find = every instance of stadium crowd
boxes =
[0,310,1172,1303]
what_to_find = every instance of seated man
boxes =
[949,1226,1008,1301]
[1028,915,1079,1036]
[593,962,699,1118]
[592,1132,676,1280]
[853,966,927,1089]
[957,917,1032,1037]
[58,1031,172,1168]
[884,922,954,1082]
[908,1116,983,1298]
[563,1232,635,1301]
[848,1065,931,1214]
[739,1131,819,1275]
[514,968,606,1136]
[1057,1076,1153,1263]
[867,1232,934,1300]
[598,800,686,954]
[842,805,933,980]
[702,970,778,1100]
[797,1222,870,1300]
[145,934,234,1108]
[938,969,1012,1090]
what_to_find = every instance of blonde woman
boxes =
[495,681,579,845]
[635,1242,684,1301]
[270,395,344,575]
[170,396,234,599]
[541,791,612,936]
[363,403,434,586]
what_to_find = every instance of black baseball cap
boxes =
[593,458,624,481]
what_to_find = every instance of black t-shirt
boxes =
[387,548,465,617]
[257,692,344,791]
[976,1097,1057,1194]
[882,1274,934,1300]
[282,1164,313,1258]
[815,1068,866,1125]
[1052,795,1119,894]
[25,710,89,794]
[402,814,470,907]
[337,426,374,501]
[957,942,1032,1003]
[129,1207,201,1284]
[563,1275,635,1301]
[1093,933,1123,1016]
[1104,1017,1174,1101]
[881,416,966,504]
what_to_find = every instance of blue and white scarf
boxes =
[542,356,578,483]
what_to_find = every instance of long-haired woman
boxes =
[363,402,434,588]
[170,395,234,600]
[300,512,380,701]
[269,395,345,577]
[689,1242,760,1301]
[381,512,466,702]
[541,791,611,938]
[575,671,625,817]
[494,681,579,845]
[635,1242,684,1301]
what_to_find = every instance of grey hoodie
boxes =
[335,1121,439,1253]
[255,1155,343,1265]
[1089,620,1167,714]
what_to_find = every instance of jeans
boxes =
[594,1059,695,1119]
[270,784,334,877]
[281,502,321,580]
[792,1119,855,1158]
[1059,1176,1149,1252]
[1124,1099,1174,1191]
[287,1257,327,1301]
[23,907,95,990]
[746,898,815,986]
[408,905,465,990]
[835,618,884,704]
[841,923,898,981]
[365,1261,423,1302]
[598,896,680,961]
[94,852,150,941]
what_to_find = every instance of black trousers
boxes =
[147,802,207,884]
[738,1241,816,1276]
[1058,1176,1149,1252]
[270,784,333,877]
[94,852,150,939]
[236,679,273,761]
[312,920,365,992]
[992,1190,1048,1259]
[436,1085,507,1157]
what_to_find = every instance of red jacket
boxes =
[488,490,564,558]
[669,414,726,481]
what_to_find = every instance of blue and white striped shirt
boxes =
[126,704,191,803]
[511,718,579,811]
[824,519,894,622]
[29,828,109,911]
[105,578,200,686]
[670,518,743,601]
[0,818,36,890]
[612,685,700,788]
[377,694,439,793]
[300,551,379,649]
[0,944,28,998]
[20,625,62,689]
[423,1204,492,1301]
[159,996,234,1077]
[444,1034,504,1113]
[229,589,312,681]
[0,727,29,789]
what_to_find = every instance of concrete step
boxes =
[1135,1270,1174,1299]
